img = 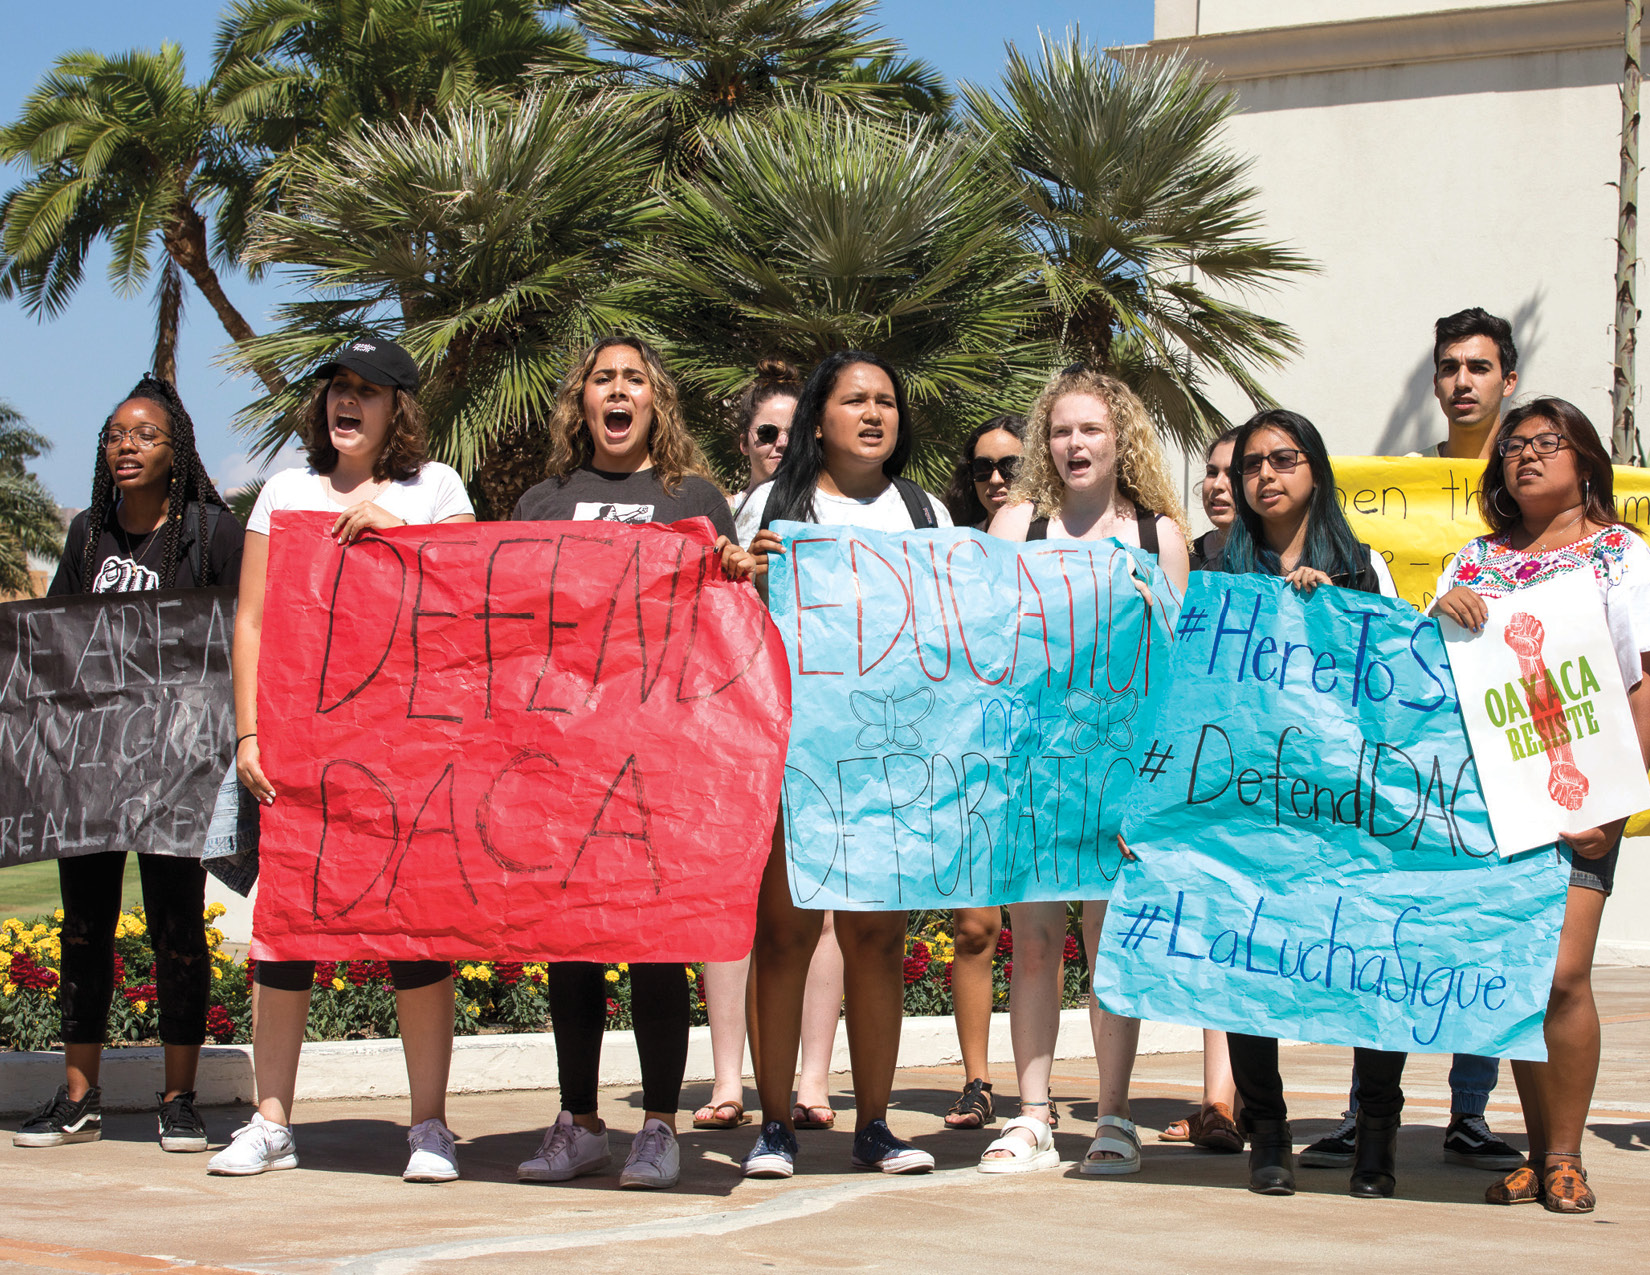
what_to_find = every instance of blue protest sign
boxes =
[1091,573,1568,1059]
[768,522,1177,910]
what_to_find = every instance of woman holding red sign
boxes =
[1433,398,1650,1214]
[510,335,756,1193]
[211,335,475,1183]
[977,365,1188,1178]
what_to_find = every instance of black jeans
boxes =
[57,851,209,1047]
[1229,1033,1407,1123]
[546,961,689,1115]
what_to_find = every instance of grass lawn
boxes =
[0,858,143,921]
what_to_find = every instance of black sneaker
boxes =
[1297,1110,1355,1167]
[13,1085,102,1147]
[157,1090,209,1153]
[1443,1113,1525,1171]
[850,1118,934,1174]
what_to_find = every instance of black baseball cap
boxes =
[314,334,420,392]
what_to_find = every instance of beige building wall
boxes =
[1144,0,1649,958]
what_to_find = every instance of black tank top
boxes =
[1026,509,1161,558]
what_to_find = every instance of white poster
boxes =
[1441,573,1650,854]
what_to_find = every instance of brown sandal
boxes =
[1485,1161,1543,1205]
[1541,1154,1595,1214]
[944,1078,995,1129]
[691,1100,749,1130]
[1189,1102,1244,1153]
[1159,1117,1192,1143]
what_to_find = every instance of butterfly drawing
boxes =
[1063,687,1139,754]
[849,688,936,750]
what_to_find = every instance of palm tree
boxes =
[0,45,282,392]
[228,88,660,516]
[646,106,1046,487]
[963,32,1315,447]
[213,0,588,161]
[563,0,950,172]
[0,400,63,597]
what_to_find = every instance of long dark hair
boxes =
[764,350,914,525]
[1221,409,1366,581]
[81,375,228,590]
[943,414,1026,527]
[1480,397,1622,534]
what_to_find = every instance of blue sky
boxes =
[2,1,1153,505]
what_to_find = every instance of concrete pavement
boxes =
[1,967,1645,1275]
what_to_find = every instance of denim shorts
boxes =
[1569,838,1620,896]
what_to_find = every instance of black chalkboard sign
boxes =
[0,588,236,864]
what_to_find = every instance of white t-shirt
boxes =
[734,480,953,544]
[247,463,473,535]
[1366,549,1399,599]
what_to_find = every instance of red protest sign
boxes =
[252,513,789,962]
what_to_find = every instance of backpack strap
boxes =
[891,476,938,529]
[1134,509,1160,559]
[1027,517,1049,541]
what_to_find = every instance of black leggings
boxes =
[57,852,209,1047]
[1229,1034,1407,1123]
[546,962,689,1115]
[253,960,450,992]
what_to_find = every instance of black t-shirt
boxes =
[1188,529,1222,573]
[511,465,737,541]
[49,501,245,596]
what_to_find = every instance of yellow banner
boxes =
[1333,455,1650,836]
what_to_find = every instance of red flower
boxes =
[943,963,953,989]
[8,951,58,992]
[996,929,1013,957]
[312,962,337,987]
[122,982,157,1006]
[493,962,525,987]
[910,939,931,962]
[1063,935,1081,962]
[1003,960,1014,982]
[112,954,127,985]
[605,997,619,1017]
[902,956,930,985]
[206,1005,236,1044]
[1455,564,1481,583]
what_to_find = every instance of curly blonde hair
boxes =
[1010,367,1189,536]
[545,335,718,495]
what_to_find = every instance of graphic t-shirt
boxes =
[733,480,953,544]
[1437,524,1650,688]
[247,463,473,534]
[512,466,737,541]
[49,501,245,595]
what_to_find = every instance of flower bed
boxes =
[2,906,1089,1051]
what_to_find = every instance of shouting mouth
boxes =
[602,404,634,443]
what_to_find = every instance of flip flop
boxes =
[691,1100,749,1130]
[792,1103,835,1130]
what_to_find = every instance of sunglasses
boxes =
[1239,448,1305,477]
[753,424,787,446]
[1496,432,1567,459]
[971,455,1022,483]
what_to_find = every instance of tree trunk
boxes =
[1614,0,1642,464]
[162,203,288,396]
[151,259,183,386]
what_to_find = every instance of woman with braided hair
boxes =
[14,375,242,1156]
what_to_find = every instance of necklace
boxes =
[1521,504,1588,555]
[112,505,166,567]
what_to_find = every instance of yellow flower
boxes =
[205,928,224,949]
[2,984,14,997]
[604,970,620,984]
[466,1004,480,1017]
[52,909,64,922]
[618,962,629,972]
[214,968,225,980]
[331,978,346,991]
[204,902,226,921]
[134,999,149,1013]
[29,924,46,939]
[684,965,695,980]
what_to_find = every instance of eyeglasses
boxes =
[1497,432,1567,459]
[1239,448,1304,477]
[971,455,1022,483]
[103,426,172,449]
[753,424,788,446]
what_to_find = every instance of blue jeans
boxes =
[1350,1053,1497,1117]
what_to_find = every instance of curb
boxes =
[0,1010,1202,1115]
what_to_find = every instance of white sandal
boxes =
[977,1115,1060,1175]
[1080,1114,1142,1176]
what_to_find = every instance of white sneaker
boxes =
[619,1119,681,1190]
[517,1110,611,1183]
[403,1118,459,1183]
[206,1113,298,1176]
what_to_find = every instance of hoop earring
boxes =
[1492,487,1519,520]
